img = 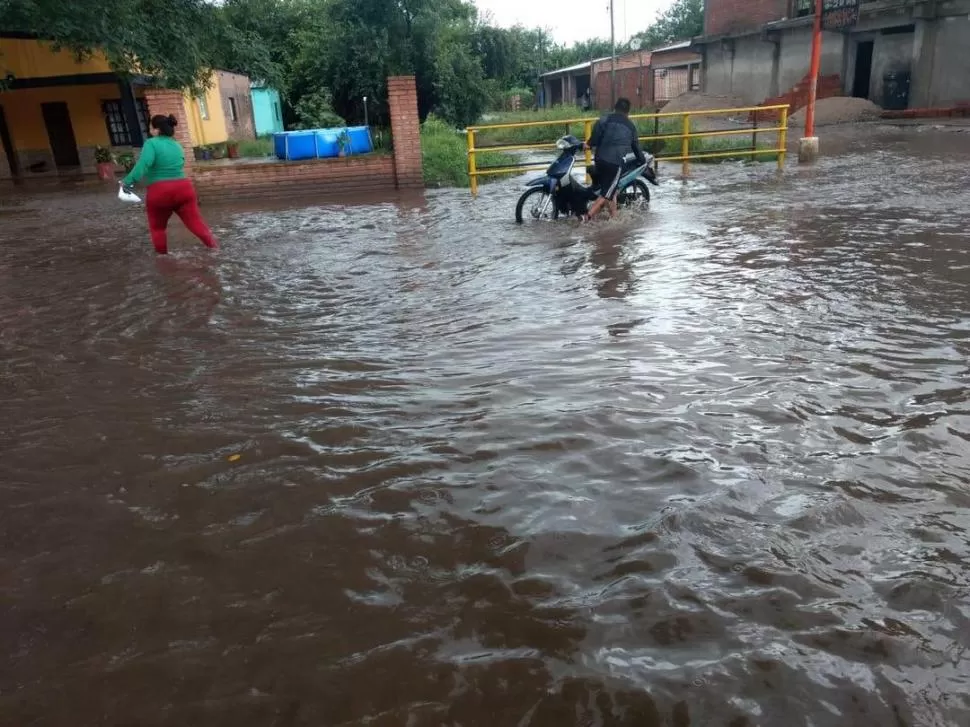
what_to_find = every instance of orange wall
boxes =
[0,84,147,150]
[0,38,112,79]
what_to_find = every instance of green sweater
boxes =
[122,136,186,187]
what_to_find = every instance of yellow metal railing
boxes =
[465,104,790,195]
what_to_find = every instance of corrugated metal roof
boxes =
[540,56,612,78]
[651,39,694,54]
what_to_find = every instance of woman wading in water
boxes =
[121,114,218,255]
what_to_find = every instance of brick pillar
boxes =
[387,76,423,189]
[144,88,194,172]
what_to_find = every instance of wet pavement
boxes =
[2,123,970,726]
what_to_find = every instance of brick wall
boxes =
[190,74,424,202]
[217,71,256,140]
[651,49,702,69]
[387,76,422,188]
[594,67,654,110]
[706,0,788,36]
[193,155,397,203]
[145,89,194,173]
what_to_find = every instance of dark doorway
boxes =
[0,106,17,177]
[41,102,81,169]
[853,41,874,99]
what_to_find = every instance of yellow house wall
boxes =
[0,84,126,149]
[183,80,227,147]
[0,84,150,176]
[0,38,112,78]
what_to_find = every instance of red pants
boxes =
[145,179,217,254]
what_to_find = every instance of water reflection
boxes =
[588,225,637,300]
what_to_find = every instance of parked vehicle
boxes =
[514,135,658,224]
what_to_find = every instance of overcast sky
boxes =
[471,0,677,46]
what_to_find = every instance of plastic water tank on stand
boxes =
[883,70,911,111]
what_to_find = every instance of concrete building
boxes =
[540,57,609,108]
[694,0,970,110]
[540,46,700,110]
[650,41,704,104]
[251,83,284,136]
[215,70,256,141]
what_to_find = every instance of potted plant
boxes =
[94,145,115,181]
[200,145,213,161]
[115,152,136,174]
[336,130,351,157]
[211,143,225,160]
[226,138,240,159]
[193,146,205,162]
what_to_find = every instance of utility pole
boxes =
[610,0,617,106]
[537,29,545,109]
[799,0,823,162]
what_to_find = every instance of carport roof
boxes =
[540,57,612,78]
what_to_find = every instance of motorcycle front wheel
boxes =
[617,179,651,210]
[515,188,560,224]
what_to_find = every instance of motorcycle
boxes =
[514,134,659,224]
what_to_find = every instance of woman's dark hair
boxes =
[151,114,178,137]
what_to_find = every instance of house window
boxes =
[274,101,282,122]
[197,96,209,120]
[228,97,238,122]
[793,0,814,17]
[102,98,151,146]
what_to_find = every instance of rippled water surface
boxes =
[3,125,970,726]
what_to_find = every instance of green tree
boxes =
[293,88,346,129]
[0,0,223,90]
[631,0,704,50]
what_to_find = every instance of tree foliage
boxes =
[0,0,706,126]
[631,0,704,50]
[0,0,222,90]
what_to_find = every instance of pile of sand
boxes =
[661,92,747,115]
[790,97,882,127]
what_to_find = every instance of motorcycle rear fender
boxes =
[619,164,658,189]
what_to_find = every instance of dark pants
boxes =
[592,160,622,200]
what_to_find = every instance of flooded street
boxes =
[3,123,970,726]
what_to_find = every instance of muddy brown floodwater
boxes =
[3,124,970,726]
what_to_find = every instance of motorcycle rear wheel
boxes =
[617,179,650,210]
[515,188,560,224]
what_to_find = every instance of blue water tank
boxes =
[346,126,373,154]
[273,132,289,160]
[314,130,340,158]
[283,131,317,161]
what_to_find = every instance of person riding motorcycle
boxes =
[584,97,646,220]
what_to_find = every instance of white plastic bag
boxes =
[118,183,142,204]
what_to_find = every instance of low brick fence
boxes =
[192,154,396,203]
[144,75,423,204]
